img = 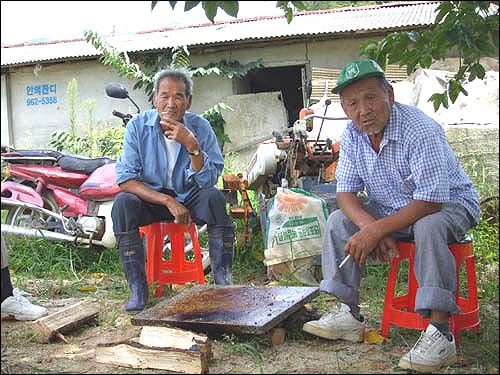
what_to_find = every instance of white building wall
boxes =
[191,73,233,115]
[1,61,151,148]
[1,74,9,144]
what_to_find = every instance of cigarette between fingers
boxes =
[338,254,351,269]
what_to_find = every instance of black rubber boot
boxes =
[208,224,235,285]
[116,231,149,312]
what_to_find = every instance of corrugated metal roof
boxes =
[1,1,440,67]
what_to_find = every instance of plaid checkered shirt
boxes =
[336,102,480,223]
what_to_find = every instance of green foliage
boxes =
[66,78,79,136]
[49,126,125,159]
[220,153,247,181]
[165,1,231,22]
[170,45,191,70]
[201,102,233,150]
[48,79,125,158]
[159,0,306,23]
[360,1,499,111]
[85,27,264,100]
[276,1,306,23]
[301,1,394,11]
[48,130,83,155]
[3,236,123,279]
[471,220,499,268]
[132,46,192,102]
[95,126,126,159]
[84,30,154,89]
[232,231,266,284]
[221,333,266,363]
[190,59,264,78]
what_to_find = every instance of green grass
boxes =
[2,235,128,300]
[5,236,123,278]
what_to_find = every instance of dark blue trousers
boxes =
[111,187,231,234]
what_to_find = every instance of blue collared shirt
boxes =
[336,102,480,224]
[115,109,224,203]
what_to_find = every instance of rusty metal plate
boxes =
[132,285,319,335]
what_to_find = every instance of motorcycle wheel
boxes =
[5,191,61,231]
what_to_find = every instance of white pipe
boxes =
[0,224,107,248]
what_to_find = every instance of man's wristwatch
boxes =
[188,148,201,156]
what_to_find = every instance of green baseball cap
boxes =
[332,59,385,94]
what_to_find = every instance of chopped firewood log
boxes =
[139,326,210,351]
[32,299,100,343]
[95,325,212,374]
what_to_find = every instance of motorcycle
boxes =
[0,82,136,248]
[1,83,209,268]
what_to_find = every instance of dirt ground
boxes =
[0,279,492,374]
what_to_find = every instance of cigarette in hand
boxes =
[338,255,351,269]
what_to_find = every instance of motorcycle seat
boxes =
[58,155,115,175]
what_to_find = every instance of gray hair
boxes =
[154,69,193,97]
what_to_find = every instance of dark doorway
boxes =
[239,65,305,127]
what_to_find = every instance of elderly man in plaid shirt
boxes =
[302,59,480,373]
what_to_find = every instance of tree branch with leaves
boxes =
[153,1,306,23]
[359,1,499,111]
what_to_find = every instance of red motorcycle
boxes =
[0,83,136,248]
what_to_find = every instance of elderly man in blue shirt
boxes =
[302,60,480,373]
[112,69,234,313]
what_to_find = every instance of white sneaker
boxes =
[302,302,365,342]
[1,288,48,321]
[399,324,457,373]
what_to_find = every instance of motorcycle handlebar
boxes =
[112,110,132,126]
[304,114,349,121]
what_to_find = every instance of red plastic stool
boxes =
[380,236,480,347]
[139,222,205,297]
